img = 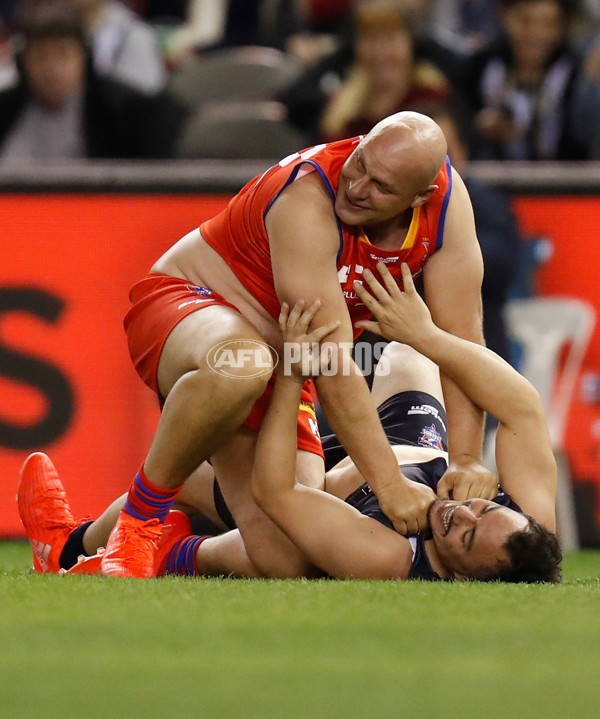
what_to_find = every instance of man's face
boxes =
[356,25,413,86]
[24,37,86,109]
[429,498,529,580]
[335,136,419,227]
[502,0,565,71]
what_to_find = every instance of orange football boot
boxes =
[100,509,163,578]
[65,550,104,575]
[17,452,89,573]
[154,510,193,576]
[67,511,193,576]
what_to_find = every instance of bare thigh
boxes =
[157,303,270,398]
[371,342,444,408]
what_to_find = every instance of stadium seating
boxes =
[168,45,302,109]
[176,100,309,160]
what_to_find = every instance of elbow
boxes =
[511,384,548,426]
[251,472,269,510]
[251,472,282,515]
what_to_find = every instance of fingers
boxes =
[393,519,408,536]
[286,298,307,330]
[354,319,381,335]
[393,513,429,536]
[278,302,290,331]
[282,299,322,335]
[353,281,379,314]
[436,477,451,499]
[483,481,500,501]
[388,483,436,535]
[378,262,403,298]
[309,320,340,344]
[279,299,341,366]
[452,482,472,502]
[400,262,416,294]
[440,473,473,501]
[468,480,500,502]
[361,268,391,304]
[438,470,501,501]
[354,263,415,319]
[294,299,322,335]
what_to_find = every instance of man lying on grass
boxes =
[18,263,561,582]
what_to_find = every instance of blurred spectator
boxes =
[280,0,453,142]
[151,0,228,67]
[153,1,330,69]
[457,0,590,160]
[69,0,167,93]
[266,0,348,69]
[570,4,600,157]
[0,0,185,161]
[145,1,268,69]
[319,0,451,142]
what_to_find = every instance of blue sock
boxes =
[163,535,208,575]
[123,468,180,522]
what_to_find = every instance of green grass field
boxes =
[1,541,599,719]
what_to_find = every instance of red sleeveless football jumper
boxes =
[201,137,452,336]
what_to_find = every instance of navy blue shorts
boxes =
[320,390,448,472]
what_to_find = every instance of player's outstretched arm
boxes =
[354,263,556,529]
[419,174,491,501]
[251,300,413,579]
[251,299,338,501]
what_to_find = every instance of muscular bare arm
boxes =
[355,263,557,530]
[251,301,413,579]
[266,174,435,534]
[420,169,496,500]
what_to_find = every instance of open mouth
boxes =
[440,503,457,535]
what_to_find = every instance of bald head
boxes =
[335,111,449,228]
[364,112,448,193]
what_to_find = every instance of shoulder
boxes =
[267,160,340,222]
[445,166,474,212]
[266,171,340,255]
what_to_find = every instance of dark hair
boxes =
[478,515,562,584]
[14,0,87,47]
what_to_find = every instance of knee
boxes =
[206,339,274,401]
[171,354,272,409]
[213,366,272,409]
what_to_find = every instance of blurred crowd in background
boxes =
[3,0,600,162]
[2,0,595,365]
[3,1,599,541]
